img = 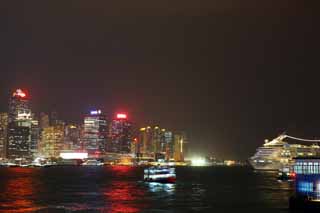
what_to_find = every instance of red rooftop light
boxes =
[13,89,27,98]
[117,113,127,119]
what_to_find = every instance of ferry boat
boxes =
[144,166,176,183]
[290,157,320,210]
[4,162,19,167]
[82,159,104,166]
[249,134,320,171]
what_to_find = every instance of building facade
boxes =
[7,89,32,159]
[40,125,64,158]
[138,126,172,159]
[7,126,30,159]
[108,113,133,154]
[82,110,107,155]
[164,131,174,160]
[39,112,50,130]
[173,132,187,162]
[0,113,8,158]
[139,126,152,155]
[30,119,40,157]
[64,124,81,150]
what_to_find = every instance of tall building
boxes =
[7,126,30,159]
[30,119,40,157]
[8,89,31,124]
[83,110,107,155]
[50,111,58,126]
[39,112,50,130]
[108,113,133,154]
[7,89,32,159]
[164,130,174,160]
[138,126,167,158]
[131,137,139,155]
[64,124,80,150]
[153,127,168,160]
[0,113,8,158]
[40,125,64,158]
[152,126,162,153]
[139,126,153,155]
[173,132,187,162]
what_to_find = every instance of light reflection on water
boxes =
[104,180,147,213]
[147,182,175,194]
[0,166,294,212]
[0,168,43,212]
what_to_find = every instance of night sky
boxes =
[0,1,319,160]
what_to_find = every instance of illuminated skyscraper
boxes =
[138,126,168,158]
[131,137,139,155]
[40,125,64,158]
[64,124,80,150]
[39,112,50,130]
[83,110,107,155]
[108,113,133,154]
[0,113,8,158]
[139,126,152,155]
[152,126,161,153]
[8,89,30,123]
[173,132,187,162]
[153,127,169,160]
[7,126,30,159]
[30,119,40,157]
[50,111,58,126]
[7,89,32,159]
[164,130,174,160]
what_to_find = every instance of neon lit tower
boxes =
[7,89,32,159]
[8,89,30,124]
[83,110,107,156]
[0,113,8,158]
[108,113,133,154]
[173,132,187,162]
[138,126,168,159]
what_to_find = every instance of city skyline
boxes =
[1,1,318,160]
[0,88,188,162]
[0,1,317,212]
[0,88,186,130]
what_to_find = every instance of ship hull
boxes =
[248,159,283,171]
[249,134,320,171]
[144,177,176,184]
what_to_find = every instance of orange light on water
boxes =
[2,169,42,212]
[104,181,147,213]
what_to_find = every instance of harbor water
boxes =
[0,166,294,212]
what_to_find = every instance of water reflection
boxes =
[0,166,293,212]
[102,165,146,212]
[147,182,176,194]
[104,180,147,213]
[0,168,42,212]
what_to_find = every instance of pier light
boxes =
[60,152,88,159]
[191,157,206,166]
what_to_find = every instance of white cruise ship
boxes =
[249,134,320,171]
